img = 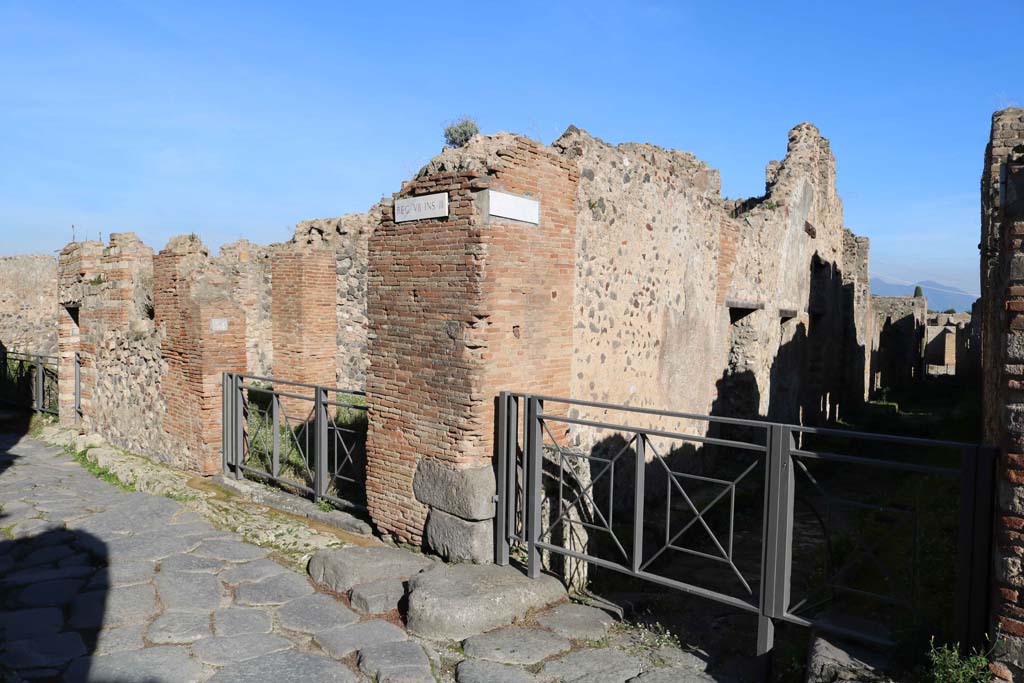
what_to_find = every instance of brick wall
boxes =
[154,235,246,474]
[272,246,337,417]
[365,134,578,551]
[983,108,1024,682]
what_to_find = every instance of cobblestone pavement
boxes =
[0,430,730,683]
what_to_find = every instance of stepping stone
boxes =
[207,649,359,683]
[463,626,571,665]
[193,538,268,562]
[0,608,63,640]
[1,632,86,669]
[236,572,313,605]
[155,571,221,612]
[159,553,224,573]
[458,659,537,683]
[214,607,273,636]
[147,611,212,644]
[277,593,358,633]
[350,578,405,614]
[542,649,642,683]
[314,619,408,659]
[69,584,158,629]
[17,578,86,606]
[64,645,203,683]
[358,640,433,683]
[629,669,717,682]
[537,603,615,640]
[192,633,292,665]
[406,564,566,641]
[220,558,289,585]
[308,545,434,593]
[94,625,146,656]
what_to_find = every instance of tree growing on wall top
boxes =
[914,285,924,298]
[444,117,479,148]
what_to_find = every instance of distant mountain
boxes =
[869,277,976,313]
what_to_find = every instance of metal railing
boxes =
[222,372,367,511]
[496,392,995,657]
[0,348,61,415]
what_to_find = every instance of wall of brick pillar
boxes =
[272,246,337,418]
[982,108,1024,682]
[365,134,578,555]
[154,236,246,474]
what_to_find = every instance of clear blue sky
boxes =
[1,1,1019,295]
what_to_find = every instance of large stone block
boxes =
[425,509,493,564]
[413,459,495,521]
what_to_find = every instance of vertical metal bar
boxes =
[222,372,230,474]
[507,395,519,541]
[496,391,510,566]
[272,394,281,478]
[74,351,81,421]
[632,432,646,574]
[314,386,328,502]
[526,397,543,579]
[234,374,244,480]
[758,423,781,657]
[35,354,43,412]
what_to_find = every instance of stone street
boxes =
[0,430,722,682]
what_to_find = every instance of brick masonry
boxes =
[365,134,578,547]
[982,107,1024,682]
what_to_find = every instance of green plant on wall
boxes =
[444,117,479,148]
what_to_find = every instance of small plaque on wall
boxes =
[485,190,540,225]
[395,192,449,223]
[210,318,229,332]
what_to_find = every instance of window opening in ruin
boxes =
[65,305,79,327]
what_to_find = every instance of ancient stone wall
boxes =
[870,295,926,393]
[980,107,1024,682]
[0,254,58,354]
[211,240,273,377]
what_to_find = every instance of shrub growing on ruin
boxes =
[914,285,924,298]
[444,117,479,148]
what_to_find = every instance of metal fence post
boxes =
[74,352,81,421]
[526,396,543,579]
[222,373,231,475]
[234,374,245,480]
[34,354,43,412]
[632,432,647,574]
[272,394,281,479]
[314,385,328,502]
[496,392,510,566]
[955,446,996,654]
[758,423,794,659]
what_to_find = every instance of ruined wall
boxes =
[0,254,58,354]
[981,107,1024,683]
[870,295,926,393]
[211,240,273,377]
[366,134,577,556]
[293,211,376,389]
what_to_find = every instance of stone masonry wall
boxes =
[871,295,927,392]
[0,254,58,354]
[981,107,1024,683]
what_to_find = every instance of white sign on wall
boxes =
[394,192,449,223]
[487,190,540,225]
[210,318,229,332]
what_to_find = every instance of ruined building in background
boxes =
[0,120,979,563]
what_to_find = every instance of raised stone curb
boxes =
[406,564,567,641]
[413,459,496,520]
[425,509,493,563]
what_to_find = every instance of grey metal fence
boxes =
[496,392,995,657]
[0,348,63,416]
[221,372,367,512]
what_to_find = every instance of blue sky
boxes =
[1,1,1019,295]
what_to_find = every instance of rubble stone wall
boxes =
[0,254,58,354]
